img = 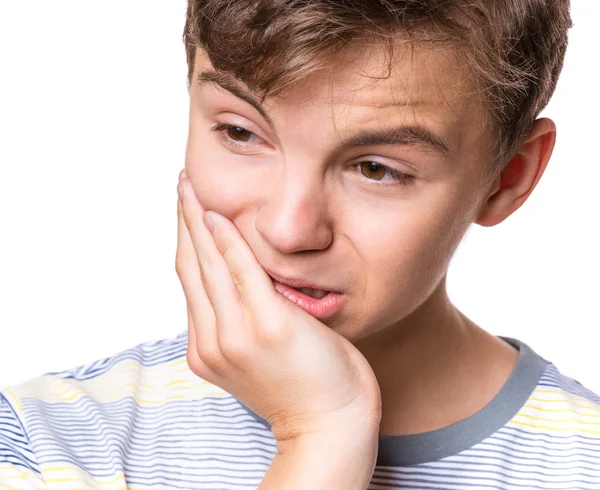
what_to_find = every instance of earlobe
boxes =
[475,118,557,227]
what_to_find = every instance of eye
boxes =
[211,123,263,145]
[356,161,416,187]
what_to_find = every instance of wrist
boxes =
[260,429,379,490]
[277,423,379,457]
[271,402,382,444]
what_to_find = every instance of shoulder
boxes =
[521,361,600,418]
[2,330,195,409]
[0,330,232,486]
[507,360,600,449]
[44,329,191,382]
[474,349,600,485]
[0,392,42,484]
[536,362,600,406]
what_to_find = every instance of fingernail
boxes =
[204,212,215,232]
[177,185,184,202]
[179,168,188,181]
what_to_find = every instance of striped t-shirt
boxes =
[1,331,599,489]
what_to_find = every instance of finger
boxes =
[176,195,221,370]
[185,303,220,382]
[204,210,276,315]
[178,176,244,332]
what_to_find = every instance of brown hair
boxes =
[183,1,572,181]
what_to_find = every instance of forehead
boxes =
[195,40,476,109]
[289,42,475,114]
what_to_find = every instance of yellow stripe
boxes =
[35,379,194,400]
[17,371,225,404]
[44,478,100,490]
[515,411,600,427]
[42,465,165,489]
[166,379,189,386]
[33,391,229,406]
[510,419,600,435]
[41,465,168,489]
[47,375,184,394]
[0,486,44,490]
[44,374,199,398]
[0,464,46,489]
[522,403,600,418]
[527,396,600,411]
[4,387,22,413]
[532,388,599,406]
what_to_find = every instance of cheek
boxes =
[184,134,263,216]
[355,194,469,319]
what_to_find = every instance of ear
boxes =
[475,118,556,227]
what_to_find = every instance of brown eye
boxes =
[355,161,417,187]
[359,162,386,180]
[226,126,254,142]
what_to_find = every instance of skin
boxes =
[180,42,556,438]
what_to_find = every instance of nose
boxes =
[255,170,334,254]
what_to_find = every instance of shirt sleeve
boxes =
[0,393,47,489]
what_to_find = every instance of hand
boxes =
[175,169,382,442]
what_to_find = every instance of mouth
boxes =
[265,270,345,319]
[264,268,341,294]
[288,285,329,299]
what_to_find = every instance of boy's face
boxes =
[185,44,494,342]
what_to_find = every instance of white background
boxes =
[0,2,598,392]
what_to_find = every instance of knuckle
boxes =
[175,260,192,282]
[219,334,251,365]
[196,254,214,276]
[219,242,240,276]
[195,341,225,371]
[229,267,245,290]
[175,255,184,275]
[186,347,211,380]
[254,314,290,348]
[219,240,235,262]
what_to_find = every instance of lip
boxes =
[271,279,346,319]
[263,267,342,293]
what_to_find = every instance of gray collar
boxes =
[376,337,548,466]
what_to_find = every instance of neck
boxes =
[354,275,518,436]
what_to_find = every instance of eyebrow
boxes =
[196,70,273,126]
[336,126,450,156]
[197,69,450,157]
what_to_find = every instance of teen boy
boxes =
[2,1,598,489]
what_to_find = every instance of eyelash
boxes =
[210,123,416,188]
